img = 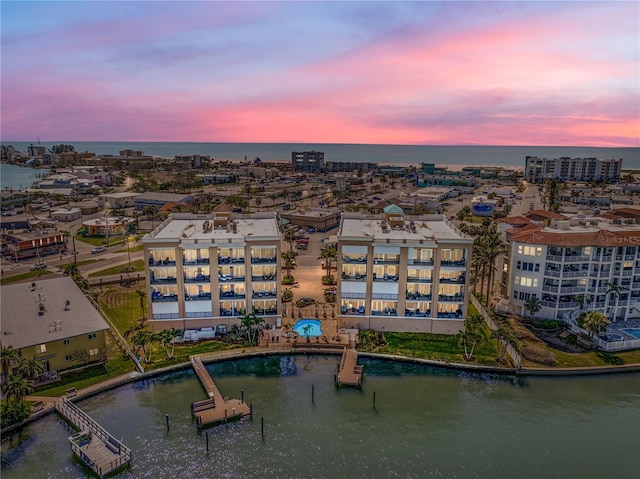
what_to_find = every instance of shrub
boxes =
[322,275,336,285]
[522,345,557,366]
[281,275,295,285]
[358,330,387,352]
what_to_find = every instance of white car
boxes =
[30,263,46,271]
[91,246,106,254]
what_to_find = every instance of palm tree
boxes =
[479,228,504,306]
[457,313,486,361]
[1,345,20,381]
[17,356,46,381]
[131,329,153,363]
[239,312,264,345]
[524,296,541,321]
[281,250,297,280]
[155,328,182,359]
[136,290,147,321]
[491,324,518,364]
[582,312,610,339]
[2,374,34,404]
[318,245,337,277]
[282,226,297,252]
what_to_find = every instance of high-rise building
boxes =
[291,151,324,172]
[336,212,473,334]
[142,213,282,332]
[524,156,623,183]
[501,208,640,322]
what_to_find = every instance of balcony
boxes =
[341,273,367,282]
[545,270,561,278]
[374,257,400,265]
[151,292,178,302]
[404,309,431,317]
[218,274,245,282]
[219,291,245,299]
[183,258,210,265]
[440,260,466,267]
[184,275,210,283]
[149,258,176,266]
[186,292,211,301]
[438,294,464,302]
[406,292,431,301]
[252,308,278,316]
[542,284,558,292]
[220,308,242,316]
[407,276,432,283]
[251,273,276,281]
[561,270,587,278]
[343,255,367,263]
[251,256,277,264]
[438,275,465,284]
[150,276,177,285]
[371,308,398,316]
[436,312,462,319]
[410,258,434,265]
[341,306,366,315]
[559,286,584,294]
[540,300,557,308]
[373,273,399,282]
[218,256,244,264]
[252,290,278,299]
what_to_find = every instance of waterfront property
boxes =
[0,277,109,383]
[500,208,640,322]
[142,212,282,332]
[0,228,67,261]
[336,212,473,334]
[524,156,623,183]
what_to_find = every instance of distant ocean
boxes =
[2,142,638,190]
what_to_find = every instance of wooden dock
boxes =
[190,356,250,428]
[336,348,363,388]
[55,398,131,478]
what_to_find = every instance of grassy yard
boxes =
[114,244,144,253]
[372,330,501,367]
[0,270,54,285]
[88,259,145,277]
[98,285,144,333]
[75,233,129,248]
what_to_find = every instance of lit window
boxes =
[89,349,99,356]
[35,344,46,354]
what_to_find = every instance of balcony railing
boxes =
[561,270,587,278]
[251,274,276,281]
[540,300,557,308]
[436,312,462,319]
[184,275,210,283]
[373,258,400,265]
[218,274,245,282]
[186,293,211,301]
[151,293,178,302]
[149,258,176,266]
[373,273,399,282]
[219,291,245,299]
[407,276,433,283]
[406,293,431,301]
[150,277,177,285]
[220,308,242,316]
[410,259,434,265]
[437,294,464,302]
[438,276,466,284]
[559,286,584,294]
[218,257,244,264]
[183,258,210,265]
[542,285,558,292]
[440,260,466,267]
[404,309,431,317]
[252,290,278,299]
[371,308,398,316]
[341,273,367,282]
[341,306,366,315]
[251,257,277,264]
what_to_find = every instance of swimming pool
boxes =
[622,328,640,340]
[293,319,322,337]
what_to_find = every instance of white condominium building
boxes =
[142,213,282,332]
[524,156,623,183]
[337,212,473,335]
[504,208,640,322]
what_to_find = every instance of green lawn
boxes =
[114,244,144,253]
[98,286,144,333]
[88,259,145,277]
[374,331,501,366]
[75,233,128,248]
[0,270,54,285]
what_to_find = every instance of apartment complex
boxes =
[524,156,623,183]
[501,208,640,322]
[291,151,324,172]
[336,212,473,334]
[142,213,282,332]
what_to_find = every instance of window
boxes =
[63,339,70,345]
[35,344,46,353]
[515,276,538,287]
[517,245,542,257]
[583,247,591,256]
[89,348,99,356]
[65,355,73,361]
[88,333,97,340]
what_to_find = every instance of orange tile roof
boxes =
[497,216,531,225]
[610,207,640,219]
[523,210,567,220]
[511,226,640,246]
[213,203,235,213]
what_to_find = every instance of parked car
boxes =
[295,297,315,308]
[91,246,106,254]
[30,262,46,271]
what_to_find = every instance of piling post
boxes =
[206,431,209,452]
[165,414,169,429]
[373,391,376,410]
[261,417,264,438]
[250,403,253,419]
[312,384,315,403]
[241,389,244,403]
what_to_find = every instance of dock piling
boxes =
[241,389,244,403]
[312,384,315,403]
[166,414,170,429]
[250,403,253,419]
[261,417,264,438]
[373,391,376,410]
[206,431,209,452]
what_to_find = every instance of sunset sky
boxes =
[1,1,638,146]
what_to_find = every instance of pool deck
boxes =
[336,348,363,388]
[190,356,250,428]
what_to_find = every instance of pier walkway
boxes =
[336,348,363,387]
[190,356,250,428]
[55,397,131,478]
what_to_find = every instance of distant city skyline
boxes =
[1,1,638,147]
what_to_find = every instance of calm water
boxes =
[0,163,50,191]
[2,356,639,479]
[4,142,639,168]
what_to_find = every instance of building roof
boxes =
[383,204,404,214]
[0,277,109,350]
[510,222,640,247]
[134,192,194,203]
[339,213,471,243]
[144,212,280,242]
[497,216,531,226]
[523,210,568,220]
[213,203,235,213]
